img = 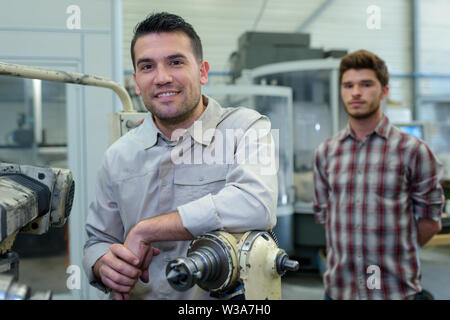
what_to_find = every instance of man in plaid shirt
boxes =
[313,50,445,300]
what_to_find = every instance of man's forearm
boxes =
[417,218,442,247]
[128,211,194,245]
[124,211,193,267]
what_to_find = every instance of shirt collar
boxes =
[374,115,391,139]
[186,95,223,146]
[339,114,392,141]
[140,94,222,149]
[139,112,159,149]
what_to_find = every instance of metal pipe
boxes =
[411,0,419,119]
[32,79,42,144]
[0,61,134,112]
[112,0,125,113]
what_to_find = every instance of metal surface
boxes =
[32,79,42,144]
[0,274,51,300]
[165,231,238,293]
[249,58,341,79]
[276,250,300,275]
[0,174,39,252]
[0,251,19,280]
[238,231,299,276]
[0,163,74,254]
[0,61,134,112]
[237,231,283,299]
[108,112,146,145]
[166,231,299,299]
[0,163,74,300]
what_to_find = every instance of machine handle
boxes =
[276,250,300,274]
[0,61,134,112]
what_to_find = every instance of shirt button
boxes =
[357,169,362,174]
[355,198,360,204]
[199,176,204,182]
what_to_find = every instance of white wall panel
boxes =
[0,0,122,300]
[122,0,319,73]
[300,0,412,109]
[0,32,81,59]
[419,0,450,95]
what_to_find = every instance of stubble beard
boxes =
[344,98,382,120]
[145,89,202,126]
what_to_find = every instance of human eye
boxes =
[170,59,184,66]
[342,83,353,89]
[139,64,153,72]
[361,81,374,87]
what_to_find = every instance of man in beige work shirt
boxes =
[82,12,278,300]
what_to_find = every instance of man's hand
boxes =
[93,243,143,300]
[417,218,442,247]
[94,242,160,300]
[107,212,192,299]
[124,227,160,286]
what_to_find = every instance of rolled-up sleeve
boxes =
[410,142,445,222]
[313,143,329,225]
[178,118,278,236]
[82,156,124,288]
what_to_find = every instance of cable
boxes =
[252,0,269,30]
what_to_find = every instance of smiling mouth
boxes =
[155,91,180,98]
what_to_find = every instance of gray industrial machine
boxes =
[230,31,346,81]
[203,84,296,256]
[0,162,75,299]
[229,32,348,271]
[242,58,349,270]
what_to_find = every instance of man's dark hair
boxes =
[130,12,203,70]
[339,50,389,87]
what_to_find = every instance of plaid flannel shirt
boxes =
[313,115,444,300]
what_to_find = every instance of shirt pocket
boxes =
[173,164,228,202]
[375,160,407,199]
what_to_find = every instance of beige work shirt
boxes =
[83,96,278,299]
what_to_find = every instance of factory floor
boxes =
[12,244,450,300]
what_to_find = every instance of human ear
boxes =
[199,60,210,85]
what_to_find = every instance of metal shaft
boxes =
[276,250,300,274]
[0,61,134,112]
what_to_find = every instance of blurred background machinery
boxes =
[203,31,450,271]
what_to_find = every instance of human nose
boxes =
[351,84,361,97]
[153,65,172,85]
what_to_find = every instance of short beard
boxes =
[147,93,202,125]
[344,100,381,120]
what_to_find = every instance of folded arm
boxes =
[410,142,445,246]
